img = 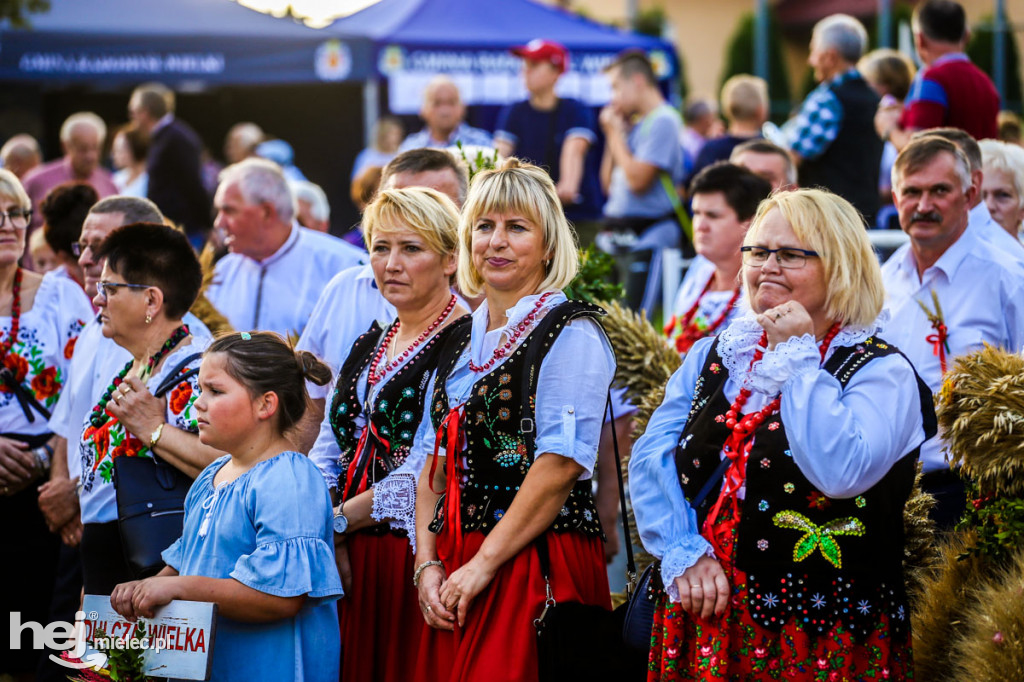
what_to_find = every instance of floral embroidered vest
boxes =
[329,316,471,535]
[675,336,936,639]
[429,300,605,538]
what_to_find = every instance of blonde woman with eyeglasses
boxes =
[630,188,934,680]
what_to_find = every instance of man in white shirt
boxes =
[881,135,1024,528]
[913,127,1024,259]
[206,158,366,337]
[294,149,468,451]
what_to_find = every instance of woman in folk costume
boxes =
[310,187,469,681]
[630,188,935,680]
[413,158,614,682]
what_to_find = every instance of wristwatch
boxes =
[333,502,349,534]
[149,422,166,449]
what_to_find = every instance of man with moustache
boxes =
[881,135,1024,528]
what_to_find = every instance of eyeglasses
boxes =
[740,246,820,269]
[96,281,150,298]
[71,241,102,257]
[0,210,30,230]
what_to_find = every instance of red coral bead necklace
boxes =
[367,294,457,387]
[469,290,556,373]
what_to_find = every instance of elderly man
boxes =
[879,0,999,149]
[294,148,469,451]
[206,158,365,337]
[881,135,1024,528]
[129,82,211,242]
[783,14,881,224]
[23,113,118,232]
[1,134,41,179]
[398,76,492,153]
[290,180,330,233]
[224,121,265,164]
[730,138,797,192]
[912,127,1024,257]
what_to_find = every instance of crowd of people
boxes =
[2,0,1024,680]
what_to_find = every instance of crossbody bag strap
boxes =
[152,352,204,398]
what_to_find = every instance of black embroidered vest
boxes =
[329,316,471,535]
[428,300,606,537]
[675,335,936,640]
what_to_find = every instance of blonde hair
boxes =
[0,169,31,211]
[720,75,768,123]
[457,158,578,297]
[362,187,460,259]
[980,138,1024,212]
[744,188,884,327]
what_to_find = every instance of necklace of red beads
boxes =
[367,294,458,386]
[703,320,842,562]
[1,268,22,361]
[469,291,556,373]
[664,274,741,354]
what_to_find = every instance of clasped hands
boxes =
[416,557,494,631]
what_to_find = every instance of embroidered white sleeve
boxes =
[747,334,819,395]
[660,535,715,603]
[371,472,418,550]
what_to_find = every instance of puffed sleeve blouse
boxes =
[629,313,927,601]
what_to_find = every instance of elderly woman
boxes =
[413,158,614,682]
[630,189,934,680]
[979,138,1024,241]
[0,169,92,680]
[77,223,219,595]
[309,187,469,682]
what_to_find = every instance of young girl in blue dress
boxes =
[110,331,343,681]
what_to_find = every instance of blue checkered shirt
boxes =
[783,69,862,160]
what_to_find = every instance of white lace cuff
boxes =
[747,334,819,396]
[660,535,714,602]
[371,472,418,550]
[321,470,339,493]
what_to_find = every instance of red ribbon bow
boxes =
[926,322,949,374]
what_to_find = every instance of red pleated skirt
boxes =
[647,509,912,681]
[413,529,610,682]
[339,531,423,682]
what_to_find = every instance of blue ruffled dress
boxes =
[162,452,342,681]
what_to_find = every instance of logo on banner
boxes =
[378,44,406,75]
[649,49,672,79]
[315,40,352,81]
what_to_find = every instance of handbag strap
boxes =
[605,392,639,596]
[152,352,203,398]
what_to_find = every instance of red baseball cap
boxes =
[511,39,569,73]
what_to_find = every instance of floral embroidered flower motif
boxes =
[559,506,569,516]
[169,382,193,414]
[466,504,477,516]
[772,510,866,569]
[402,387,415,398]
[811,593,826,609]
[760,458,770,469]
[783,482,795,493]
[493,508,505,520]
[498,373,511,385]
[761,592,778,608]
[678,434,692,450]
[757,539,769,551]
[767,421,780,431]
[498,388,512,401]
[583,509,593,521]
[857,600,871,615]
[680,474,689,485]
[758,500,769,512]
[497,407,511,420]
[709,363,721,374]
[855,496,867,508]
[807,491,831,509]
[63,336,77,360]
[30,366,60,400]
[692,458,701,469]
[714,414,725,423]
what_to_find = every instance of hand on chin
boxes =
[755,301,815,350]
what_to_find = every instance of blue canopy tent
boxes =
[326,0,680,134]
[0,0,372,86]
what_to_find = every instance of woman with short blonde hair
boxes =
[979,138,1024,239]
[631,188,934,680]
[413,158,614,681]
[310,185,470,682]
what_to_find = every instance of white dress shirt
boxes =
[206,225,366,337]
[970,201,1024,259]
[882,223,1024,471]
[296,265,395,400]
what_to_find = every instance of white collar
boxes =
[469,290,565,364]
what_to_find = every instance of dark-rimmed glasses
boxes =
[71,240,103,257]
[0,210,30,230]
[740,246,820,269]
[96,281,150,298]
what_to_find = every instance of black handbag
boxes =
[534,395,649,682]
[113,353,202,578]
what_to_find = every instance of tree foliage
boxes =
[968,12,1023,113]
[720,10,792,122]
[0,0,50,28]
